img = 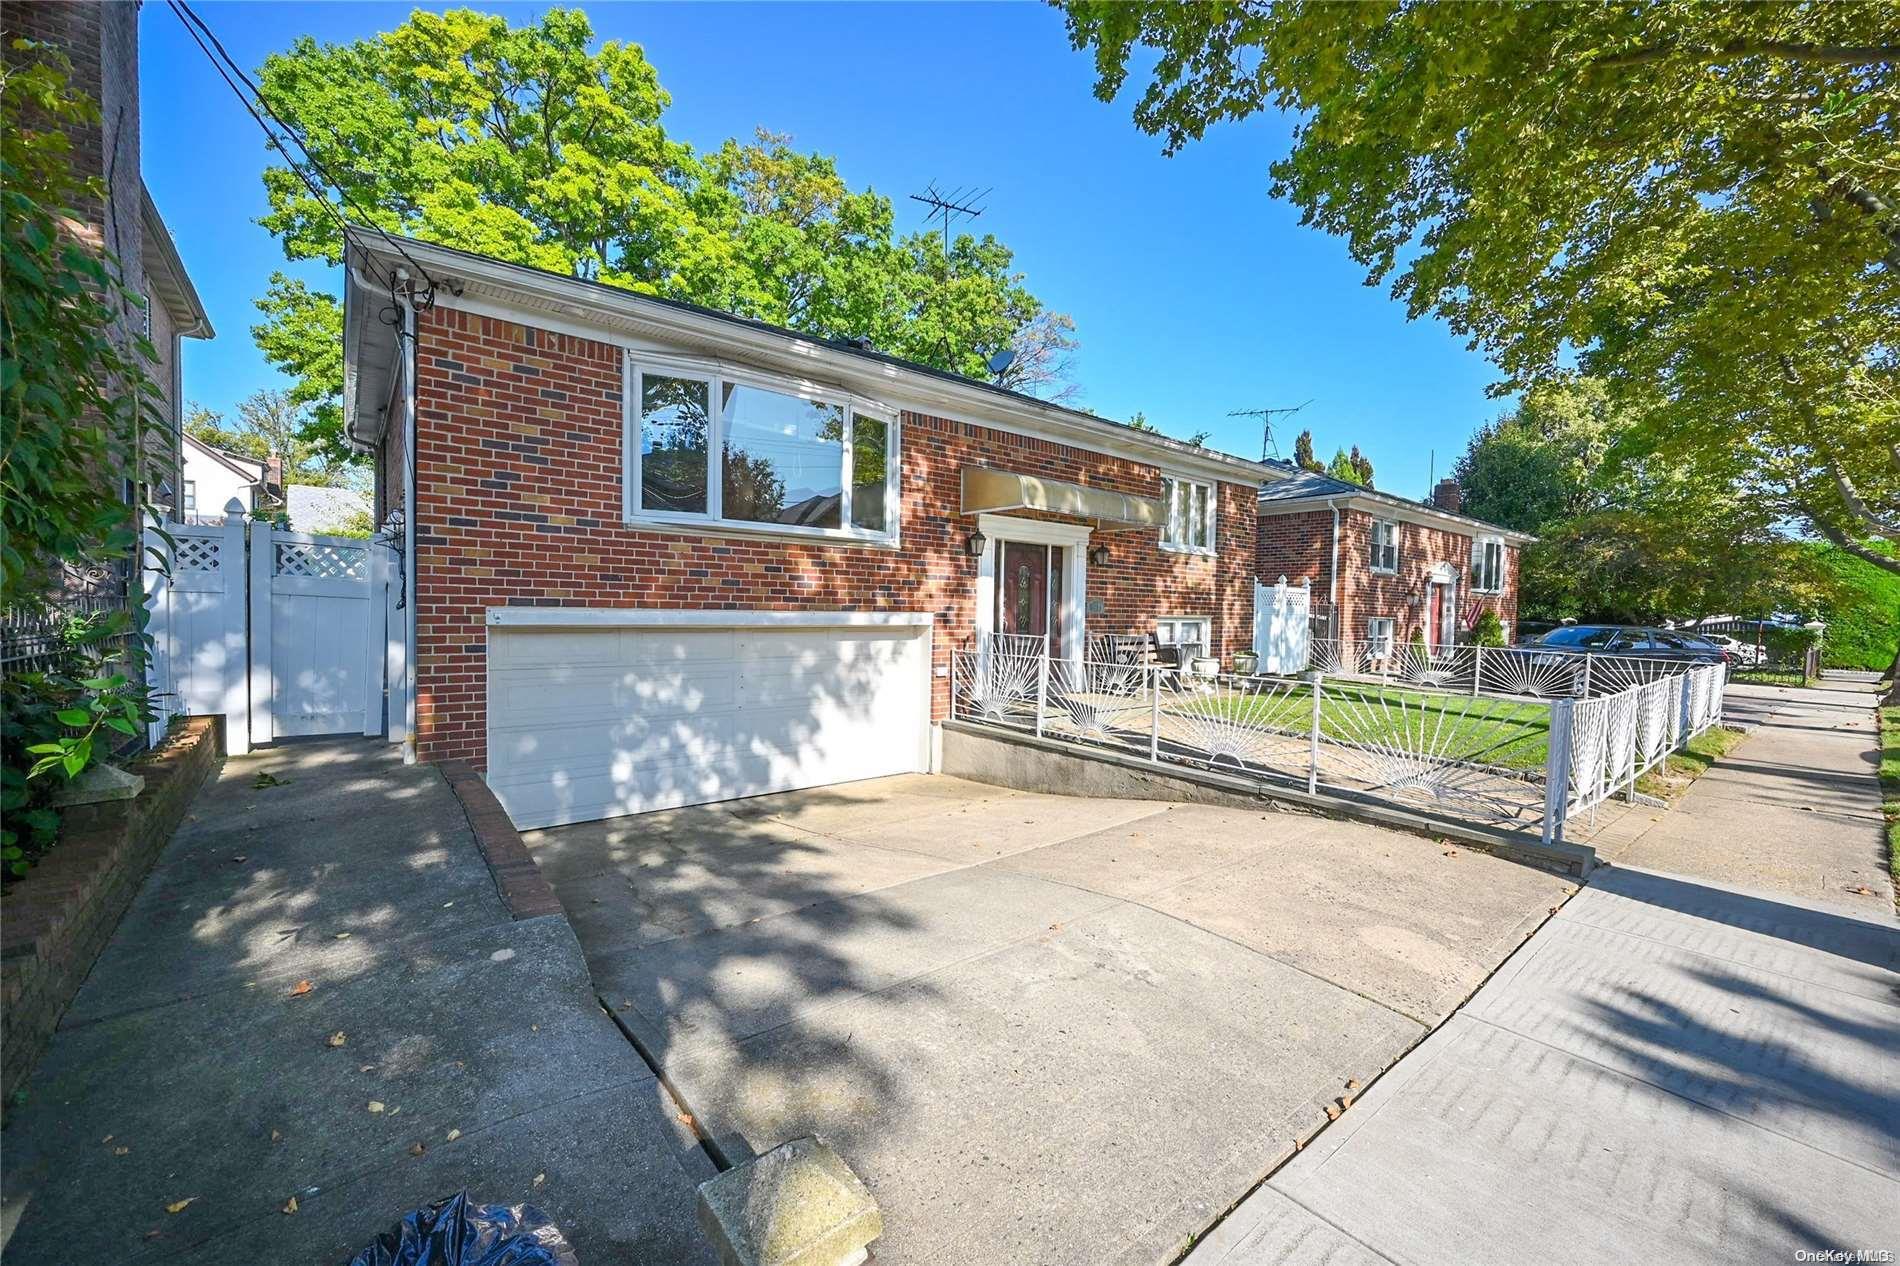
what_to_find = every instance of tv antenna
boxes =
[1226,399,1313,462]
[909,181,990,255]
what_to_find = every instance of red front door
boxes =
[996,541,1065,656]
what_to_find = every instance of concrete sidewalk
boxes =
[1597,678,1892,913]
[1188,864,1900,1265]
[0,741,711,1264]
[1188,673,1900,1265]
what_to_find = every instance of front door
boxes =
[1425,581,1455,652]
[996,540,1066,657]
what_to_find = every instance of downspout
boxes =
[1328,501,1342,615]
[396,270,419,765]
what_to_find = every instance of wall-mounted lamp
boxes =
[964,531,987,558]
[1088,544,1111,566]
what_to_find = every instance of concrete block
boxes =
[696,1136,881,1266]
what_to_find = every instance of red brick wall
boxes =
[1255,505,1519,642]
[1338,510,1518,642]
[410,306,1256,767]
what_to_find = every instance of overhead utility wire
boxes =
[165,0,437,301]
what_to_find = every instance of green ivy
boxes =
[1,42,169,879]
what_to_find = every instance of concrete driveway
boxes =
[526,774,1573,1264]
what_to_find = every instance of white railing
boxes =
[1307,636,1704,700]
[953,635,1728,848]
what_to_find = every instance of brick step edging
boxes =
[436,761,564,920]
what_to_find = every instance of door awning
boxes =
[960,466,1162,532]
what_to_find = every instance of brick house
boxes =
[1,3,213,530]
[1255,466,1533,654]
[342,231,1274,828]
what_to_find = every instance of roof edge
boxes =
[1257,484,1537,544]
[139,183,213,339]
[344,227,1280,484]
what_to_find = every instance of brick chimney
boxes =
[263,455,284,498]
[1431,478,1462,514]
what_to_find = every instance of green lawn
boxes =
[1730,666,1809,687]
[1634,725,1747,800]
[1174,680,1553,771]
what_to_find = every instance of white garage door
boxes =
[485,617,931,829]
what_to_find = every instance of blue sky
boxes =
[143,1,1506,498]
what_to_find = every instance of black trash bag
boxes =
[348,1191,578,1266]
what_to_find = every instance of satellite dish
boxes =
[986,348,1016,377]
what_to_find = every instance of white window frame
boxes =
[622,350,901,546]
[181,480,196,514]
[1160,475,1216,555]
[1473,536,1505,594]
[1370,519,1400,574]
[1366,616,1396,657]
[1156,615,1213,661]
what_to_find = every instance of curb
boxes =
[437,761,564,920]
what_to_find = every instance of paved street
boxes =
[1189,677,1900,1265]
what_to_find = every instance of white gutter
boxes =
[396,271,419,766]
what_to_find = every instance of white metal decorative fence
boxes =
[951,635,1727,848]
[1307,636,1703,699]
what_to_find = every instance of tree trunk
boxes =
[1886,642,1900,706]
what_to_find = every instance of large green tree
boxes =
[1455,377,1826,623]
[1061,3,1899,579]
[255,8,1079,464]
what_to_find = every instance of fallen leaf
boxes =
[269,1130,283,1143]
[1324,1104,1341,1121]
[333,932,351,940]
[327,1031,347,1048]
[287,980,314,999]
[677,1112,694,1128]
[442,901,454,908]
[281,1196,298,1215]
[102,1134,113,1144]
[532,1172,546,1189]
[1345,1079,1360,1092]
[232,855,248,864]
[408,1142,426,1157]
[165,1197,197,1215]
[359,1065,375,1074]
[367,1101,386,1114]
[144,1229,164,1241]
[445,1129,462,1143]
[114,1146,130,1157]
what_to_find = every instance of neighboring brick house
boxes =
[1255,466,1533,654]
[1,3,213,532]
[342,230,1272,828]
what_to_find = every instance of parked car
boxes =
[1516,624,1733,666]
[1699,633,1763,667]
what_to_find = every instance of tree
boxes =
[1060,4,1899,575]
[1291,428,1321,473]
[253,9,1081,463]
[1455,377,1827,623]
[186,402,268,462]
[1326,447,1362,486]
[1348,445,1373,488]
[188,392,339,487]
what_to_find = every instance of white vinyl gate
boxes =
[1252,576,1311,674]
[144,516,387,750]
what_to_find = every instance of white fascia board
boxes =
[354,231,1273,488]
[487,608,936,630]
